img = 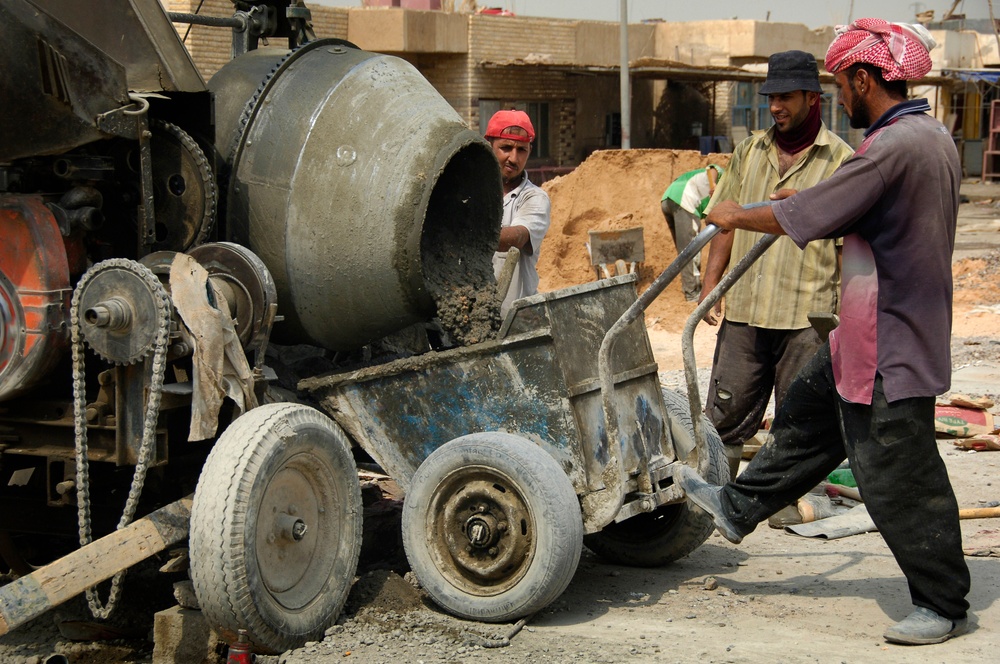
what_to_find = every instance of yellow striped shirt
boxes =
[707,124,854,329]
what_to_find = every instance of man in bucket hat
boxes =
[700,50,853,479]
[484,109,550,316]
[684,20,971,646]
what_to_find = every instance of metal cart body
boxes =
[301,274,679,534]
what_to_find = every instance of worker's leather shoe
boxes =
[883,607,968,645]
[674,465,743,544]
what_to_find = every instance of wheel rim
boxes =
[425,465,536,597]
[254,445,340,610]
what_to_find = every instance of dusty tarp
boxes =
[170,253,257,441]
[785,504,877,540]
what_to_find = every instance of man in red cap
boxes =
[679,19,971,646]
[485,109,550,315]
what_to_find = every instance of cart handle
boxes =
[588,221,724,530]
[594,203,776,525]
[682,230,779,476]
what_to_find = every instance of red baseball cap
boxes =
[485,110,535,142]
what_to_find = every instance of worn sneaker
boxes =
[674,465,743,544]
[883,607,968,645]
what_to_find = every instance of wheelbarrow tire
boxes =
[402,432,582,622]
[189,403,363,654]
[584,388,726,567]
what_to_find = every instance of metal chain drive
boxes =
[71,258,172,619]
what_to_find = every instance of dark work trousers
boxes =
[719,343,971,621]
[706,320,824,447]
[661,198,702,300]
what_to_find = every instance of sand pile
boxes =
[537,149,731,331]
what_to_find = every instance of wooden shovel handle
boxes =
[959,507,1000,520]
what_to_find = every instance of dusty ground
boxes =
[2,153,998,664]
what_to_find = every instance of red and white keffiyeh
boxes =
[824,18,937,81]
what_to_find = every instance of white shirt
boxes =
[492,173,551,315]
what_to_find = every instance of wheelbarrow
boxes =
[297,213,779,625]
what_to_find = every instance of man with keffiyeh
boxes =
[679,19,972,646]
[700,50,853,480]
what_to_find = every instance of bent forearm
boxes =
[499,225,530,252]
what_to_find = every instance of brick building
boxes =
[165,2,997,176]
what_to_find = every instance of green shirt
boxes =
[706,124,854,329]
[662,164,723,217]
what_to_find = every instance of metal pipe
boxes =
[167,12,245,30]
[676,201,778,475]
[682,231,778,475]
[619,0,630,149]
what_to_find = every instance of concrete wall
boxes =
[930,29,1000,69]
[347,8,466,53]
[576,22,657,66]
[653,20,835,66]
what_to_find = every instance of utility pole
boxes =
[619,0,631,149]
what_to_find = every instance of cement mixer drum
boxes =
[211,40,503,350]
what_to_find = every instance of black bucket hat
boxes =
[758,50,823,95]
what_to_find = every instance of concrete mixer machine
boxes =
[0,0,503,652]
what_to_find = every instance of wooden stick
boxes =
[959,506,1000,520]
[0,495,192,637]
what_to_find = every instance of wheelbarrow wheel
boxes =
[584,388,726,567]
[402,432,583,622]
[189,403,362,654]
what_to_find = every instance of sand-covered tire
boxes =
[584,388,726,567]
[189,403,362,654]
[402,432,583,622]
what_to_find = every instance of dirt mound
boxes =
[538,149,730,331]
[345,570,426,617]
[953,248,1000,306]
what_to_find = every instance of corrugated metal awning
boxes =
[480,57,768,82]
[482,57,950,86]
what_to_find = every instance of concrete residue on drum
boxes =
[419,143,503,347]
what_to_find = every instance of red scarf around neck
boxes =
[774,100,822,154]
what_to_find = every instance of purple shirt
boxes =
[772,103,959,404]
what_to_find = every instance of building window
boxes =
[731,82,755,130]
[605,112,621,148]
[479,100,550,159]
[731,82,771,131]
[821,93,852,142]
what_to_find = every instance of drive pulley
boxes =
[74,258,171,366]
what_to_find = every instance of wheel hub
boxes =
[275,512,309,542]
[464,508,503,549]
[429,471,535,595]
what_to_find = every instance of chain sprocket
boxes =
[75,258,171,365]
[149,120,217,252]
[70,258,172,619]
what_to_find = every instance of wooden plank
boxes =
[0,495,192,637]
